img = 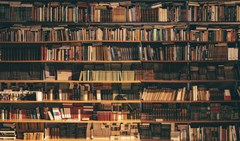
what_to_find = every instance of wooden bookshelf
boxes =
[0,0,239,140]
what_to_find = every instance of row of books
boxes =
[141,87,186,101]
[0,64,42,80]
[190,86,233,101]
[89,2,186,22]
[14,122,240,141]
[72,83,140,101]
[1,64,240,81]
[79,70,136,81]
[0,104,92,121]
[142,104,188,121]
[0,44,238,61]
[143,64,188,80]
[0,25,189,42]
[1,103,139,121]
[141,44,188,61]
[0,123,16,140]
[0,1,32,22]
[140,123,190,140]
[1,85,239,102]
[2,25,240,42]
[190,43,238,61]
[190,64,237,80]
[0,46,41,60]
[190,103,239,120]
[142,43,238,61]
[4,1,240,22]
[23,132,44,140]
[96,111,129,121]
[0,1,186,22]
[32,2,88,23]
[0,89,41,101]
[140,123,169,139]
[45,123,139,140]
[188,1,240,22]
[189,125,239,141]
[190,27,236,42]
[41,45,140,61]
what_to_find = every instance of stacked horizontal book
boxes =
[0,123,16,140]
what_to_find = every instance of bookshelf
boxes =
[0,0,240,140]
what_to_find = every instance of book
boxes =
[52,108,62,120]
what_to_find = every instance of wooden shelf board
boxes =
[190,80,237,83]
[0,21,186,25]
[189,41,236,43]
[0,40,238,44]
[78,81,141,83]
[0,60,238,63]
[141,40,188,43]
[0,40,141,44]
[0,119,141,123]
[141,80,189,83]
[191,120,240,123]
[0,80,141,83]
[189,21,240,25]
[1,100,238,104]
[141,60,190,63]
[189,60,238,63]
[190,100,240,103]
[142,100,189,103]
[141,120,189,123]
[0,100,141,104]
[0,60,141,63]
[141,120,240,123]
[15,139,136,141]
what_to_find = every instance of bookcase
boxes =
[0,0,240,140]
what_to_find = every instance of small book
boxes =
[47,111,54,120]
[224,89,231,101]
[52,108,62,120]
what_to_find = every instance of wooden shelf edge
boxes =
[0,40,237,44]
[0,80,141,83]
[0,119,141,123]
[0,60,238,63]
[142,101,189,103]
[141,120,240,123]
[1,100,239,104]
[141,80,189,83]
[0,60,141,63]
[14,139,140,141]
[141,120,189,123]
[191,120,240,123]
[0,100,141,103]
